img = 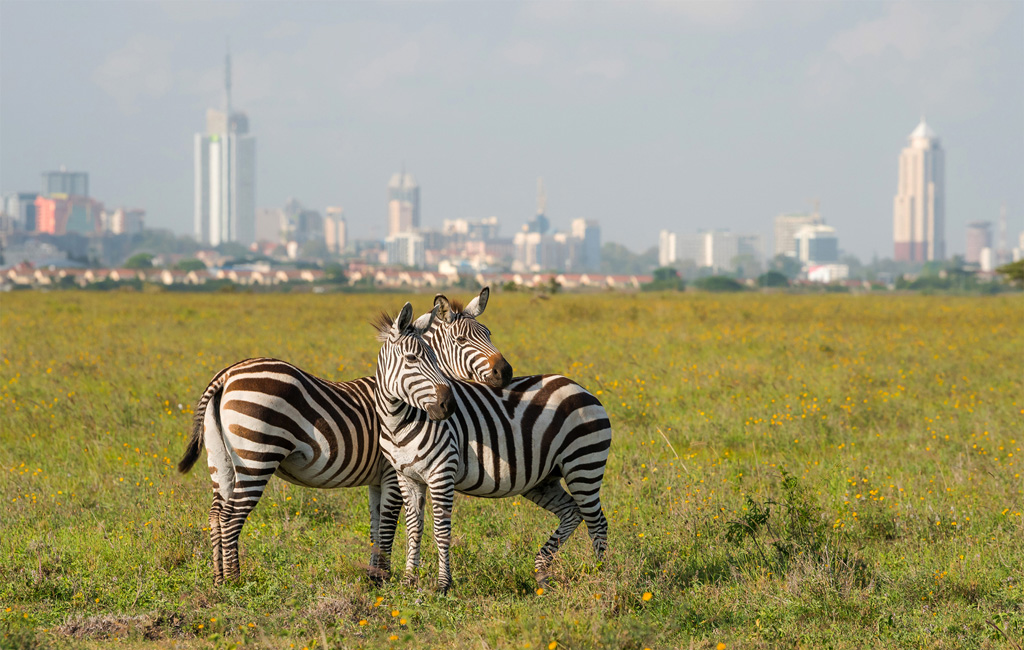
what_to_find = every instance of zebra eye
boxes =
[404,354,418,363]
[456,336,468,344]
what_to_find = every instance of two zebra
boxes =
[179,288,611,592]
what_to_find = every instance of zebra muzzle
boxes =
[426,384,454,421]
[486,354,513,389]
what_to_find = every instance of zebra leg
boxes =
[367,483,384,583]
[219,467,272,582]
[563,468,609,563]
[522,479,583,582]
[376,464,404,583]
[397,475,426,586]
[426,474,456,595]
[205,413,234,585]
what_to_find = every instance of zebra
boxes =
[176,291,505,585]
[374,306,612,594]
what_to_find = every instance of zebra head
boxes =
[375,303,455,421]
[430,286,513,389]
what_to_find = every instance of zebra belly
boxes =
[275,451,382,489]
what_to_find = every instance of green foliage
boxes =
[757,270,789,287]
[599,242,658,275]
[642,267,684,292]
[123,253,154,269]
[322,262,347,284]
[693,275,744,292]
[128,229,199,257]
[2,294,1023,649]
[769,254,803,279]
[173,258,206,272]
[997,259,1024,287]
[726,470,867,588]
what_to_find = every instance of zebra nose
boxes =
[486,355,513,389]
[427,384,454,421]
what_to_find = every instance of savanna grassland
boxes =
[1,291,1022,650]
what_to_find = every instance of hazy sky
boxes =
[2,1,1021,259]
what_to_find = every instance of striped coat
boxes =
[375,313,612,593]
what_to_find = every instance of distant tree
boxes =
[323,262,347,284]
[454,275,481,291]
[757,270,790,287]
[299,239,330,260]
[694,276,744,292]
[769,254,803,279]
[129,229,199,256]
[642,267,685,292]
[501,281,519,292]
[216,242,250,259]
[600,243,658,275]
[996,259,1024,288]
[124,253,154,269]
[731,253,762,279]
[174,258,206,272]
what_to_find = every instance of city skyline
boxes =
[1,2,1022,259]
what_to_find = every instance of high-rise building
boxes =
[386,231,425,268]
[774,212,822,258]
[658,230,763,273]
[794,224,839,263]
[387,172,419,236]
[965,221,992,265]
[194,50,256,247]
[571,219,601,271]
[893,118,945,262]
[658,230,676,267]
[3,192,40,231]
[527,177,550,234]
[42,168,88,197]
[102,208,145,234]
[324,206,347,254]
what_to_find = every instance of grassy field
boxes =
[1,291,1022,649]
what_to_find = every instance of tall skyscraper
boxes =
[194,49,256,247]
[893,118,945,262]
[387,171,419,236]
[658,230,676,267]
[324,206,347,254]
[42,168,89,197]
[571,218,601,271]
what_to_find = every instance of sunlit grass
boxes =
[1,292,1022,649]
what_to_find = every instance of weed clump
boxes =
[725,470,870,590]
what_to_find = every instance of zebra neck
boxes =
[373,391,428,442]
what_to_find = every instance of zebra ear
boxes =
[434,294,455,324]
[412,306,438,335]
[463,286,489,318]
[391,302,415,340]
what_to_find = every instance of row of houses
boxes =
[2,264,653,291]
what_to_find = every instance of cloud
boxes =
[576,57,627,81]
[806,2,1010,112]
[92,35,175,114]
[502,41,545,67]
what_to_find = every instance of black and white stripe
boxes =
[375,307,612,593]
[176,293,504,585]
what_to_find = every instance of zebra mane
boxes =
[449,299,465,314]
[372,311,396,342]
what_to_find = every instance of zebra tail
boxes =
[178,368,229,474]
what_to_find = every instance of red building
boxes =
[34,194,104,235]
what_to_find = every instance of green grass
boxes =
[1,291,1022,649]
